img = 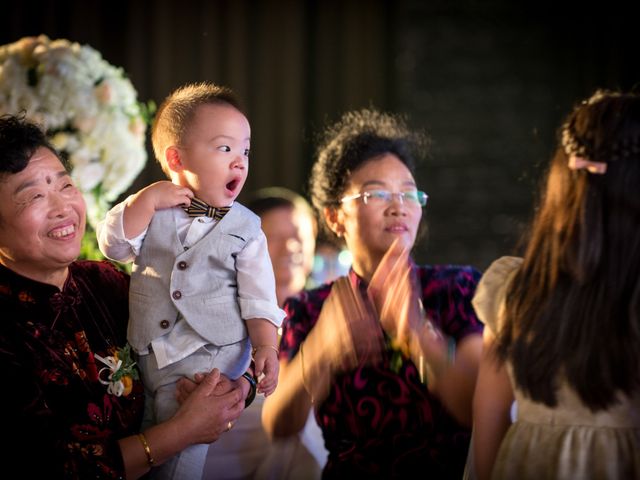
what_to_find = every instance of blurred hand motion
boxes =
[368,239,421,353]
[301,276,385,402]
[368,239,449,379]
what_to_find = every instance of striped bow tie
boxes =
[182,197,231,220]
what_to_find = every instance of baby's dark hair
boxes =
[0,113,62,179]
[309,108,428,236]
[151,82,242,176]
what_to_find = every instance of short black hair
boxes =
[309,108,428,239]
[0,113,62,179]
[246,187,311,217]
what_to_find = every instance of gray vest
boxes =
[127,202,261,351]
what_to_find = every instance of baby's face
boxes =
[177,103,250,207]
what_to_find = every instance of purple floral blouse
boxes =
[0,261,144,479]
[280,264,483,479]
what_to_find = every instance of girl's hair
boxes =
[497,90,640,410]
[308,108,428,238]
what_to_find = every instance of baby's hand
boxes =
[137,181,194,211]
[252,345,279,396]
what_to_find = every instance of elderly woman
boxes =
[0,114,250,479]
[262,108,484,478]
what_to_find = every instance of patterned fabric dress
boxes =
[0,261,144,479]
[472,256,640,479]
[280,265,483,479]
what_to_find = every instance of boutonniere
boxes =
[387,298,424,374]
[388,310,456,386]
[95,344,139,397]
[388,336,410,374]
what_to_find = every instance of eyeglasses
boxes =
[340,189,428,207]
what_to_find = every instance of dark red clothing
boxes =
[280,265,483,479]
[0,261,144,479]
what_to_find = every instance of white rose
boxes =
[95,80,112,105]
[69,146,94,167]
[0,36,148,229]
[72,162,105,192]
[73,115,97,133]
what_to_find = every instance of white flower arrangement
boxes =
[0,35,148,227]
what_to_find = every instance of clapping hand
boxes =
[368,239,450,382]
[298,272,385,403]
[368,239,423,353]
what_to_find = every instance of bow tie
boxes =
[182,197,231,220]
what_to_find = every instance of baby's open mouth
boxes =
[226,178,239,192]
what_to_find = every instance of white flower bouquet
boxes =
[0,35,148,228]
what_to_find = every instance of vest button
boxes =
[160,319,170,329]
[172,290,182,300]
[177,261,187,270]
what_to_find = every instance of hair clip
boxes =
[567,156,607,174]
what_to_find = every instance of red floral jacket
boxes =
[280,264,483,479]
[0,261,144,479]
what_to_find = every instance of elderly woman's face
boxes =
[333,153,422,269]
[0,147,86,280]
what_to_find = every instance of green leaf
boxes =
[139,100,157,126]
[111,344,140,382]
[389,350,403,373]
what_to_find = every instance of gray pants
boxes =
[139,340,250,480]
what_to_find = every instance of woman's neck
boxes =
[4,261,69,290]
[351,257,380,284]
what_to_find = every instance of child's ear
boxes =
[165,146,184,172]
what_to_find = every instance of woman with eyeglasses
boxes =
[262,108,484,478]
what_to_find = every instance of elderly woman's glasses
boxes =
[340,189,428,207]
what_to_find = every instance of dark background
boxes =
[3,0,639,271]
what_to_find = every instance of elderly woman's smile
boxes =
[0,146,86,288]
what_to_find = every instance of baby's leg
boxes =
[144,345,246,480]
[137,352,209,479]
[149,382,208,479]
[153,382,180,423]
[150,443,209,480]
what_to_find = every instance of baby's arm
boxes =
[246,318,279,396]
[236,229,285,396]
[123,181,193,238]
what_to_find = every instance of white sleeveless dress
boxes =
[473,256,640,479]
